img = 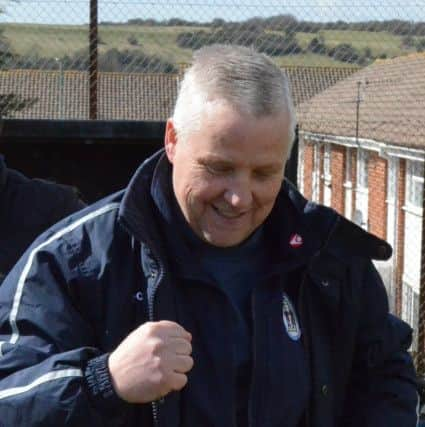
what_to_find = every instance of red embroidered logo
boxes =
[289,233,303,248]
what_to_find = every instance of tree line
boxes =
[1,48,177,74]
[176,29,382,65]
[102,15,425,37]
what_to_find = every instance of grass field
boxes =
[1,23,203,62]
[0,23,418,67]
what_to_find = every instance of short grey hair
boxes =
[172,44,296,148]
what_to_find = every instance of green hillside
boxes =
[0,22,421,69]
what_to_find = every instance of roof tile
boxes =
[0,66,358,122]
[298,54,425,148]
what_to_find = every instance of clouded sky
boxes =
[0,0,424,25]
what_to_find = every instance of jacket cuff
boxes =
[84,353,128,413]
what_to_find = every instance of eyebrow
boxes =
[255,164,283,173]
[199,156,282,171]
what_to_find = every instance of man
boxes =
[0,45,418,426]
[0,154,85,284]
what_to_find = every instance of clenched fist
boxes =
[108,320,193,403]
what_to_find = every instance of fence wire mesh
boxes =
[1,0,425,370]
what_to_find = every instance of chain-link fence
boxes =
[1,0,425,368]
[0,1,424,118]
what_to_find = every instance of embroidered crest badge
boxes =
[282,293,301,341]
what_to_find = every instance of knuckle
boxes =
[151,338,165,355]
[159,320,175,330]
[151,369,166,388]
[151,355,163,371]
[142,321,154,329]
[148,321,161,334]
[141,321,156,337]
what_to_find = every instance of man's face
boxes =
[165,101,291,247]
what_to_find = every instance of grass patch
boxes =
[0,23,417,68]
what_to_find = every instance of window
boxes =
[354,148,369,230]
[406,160,424,209]
[344,147,353,220]
[312,144,320,202]
[402,283,419,351]
[298,138,304,192]
[322,143,332,207]
[323,143,331,180]
[357,148,368,189]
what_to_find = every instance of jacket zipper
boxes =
[147,258,164,427]
[248,289,258,427]
[121,220,166,427]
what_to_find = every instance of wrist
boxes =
[85,353,128,411]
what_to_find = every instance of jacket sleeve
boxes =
[0,229,131,426]
[45,181,87,224]
[342,261,419,427]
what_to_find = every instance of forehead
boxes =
[189,101,290,162]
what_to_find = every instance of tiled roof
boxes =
[283,65,359,106]
[0,70,179,121]
[0,66,358,121]
[298,53,425,149]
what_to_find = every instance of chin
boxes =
[203,233,246,248]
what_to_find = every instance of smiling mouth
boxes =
[212,205,247,219]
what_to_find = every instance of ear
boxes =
[164,119,177,164]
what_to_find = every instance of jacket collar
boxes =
[281,178,392,260]
[117,149,165,257]
[118,149,392,273]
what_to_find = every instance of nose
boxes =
[223,177,253,210]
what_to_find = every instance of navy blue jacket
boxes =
[0,156,85,283]
[0,150,418,426]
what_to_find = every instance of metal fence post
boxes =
[89,0,98,120]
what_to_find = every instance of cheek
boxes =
[191,176,224,202]
[180,174,222,210]
[255,180,282,207]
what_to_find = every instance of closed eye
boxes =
[253,168,281,180]
[207,165,233,175]
[201,160,234,175]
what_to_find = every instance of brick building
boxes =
[297,53,425,346]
